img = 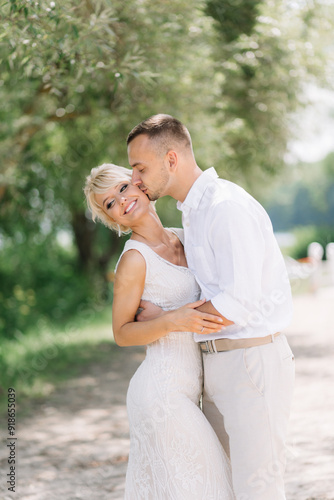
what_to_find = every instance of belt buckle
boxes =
[205,340,216,354]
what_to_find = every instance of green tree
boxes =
[0,0,217,336]
[205,0,262,42]
[1,0,333,337]
[204,0,334,190]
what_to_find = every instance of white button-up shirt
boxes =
[177,168,293,341]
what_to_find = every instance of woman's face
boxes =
[94,181,150,228]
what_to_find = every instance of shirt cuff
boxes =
[211,291,251,326]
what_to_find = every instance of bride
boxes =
[84,163,235,499]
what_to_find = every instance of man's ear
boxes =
[166,150,178,171]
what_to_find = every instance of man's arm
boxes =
[204,200,267,326]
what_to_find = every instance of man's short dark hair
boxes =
[127,114,192,151]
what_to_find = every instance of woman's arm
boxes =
[112,250,224,347]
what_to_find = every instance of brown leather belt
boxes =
[199,332,281,353]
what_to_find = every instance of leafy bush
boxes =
[0,235,107,339]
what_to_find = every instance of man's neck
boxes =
[169,165,203,203]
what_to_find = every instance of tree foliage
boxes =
[0,0,216,336]
[204,0,334,189]
[205,0,262,42]
[0,0,333,337]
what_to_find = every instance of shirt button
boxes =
[185,222,190,227]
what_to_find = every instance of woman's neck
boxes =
[129,208,186,267]
[130,211,170,248]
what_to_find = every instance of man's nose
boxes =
[132,169,141,186]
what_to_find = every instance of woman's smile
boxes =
[123,199,137,215]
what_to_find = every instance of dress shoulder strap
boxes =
[115,239,153,272]
[115,229,184,273]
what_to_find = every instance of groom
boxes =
[127,114,295,500]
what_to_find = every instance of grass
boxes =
[0,305,118,416]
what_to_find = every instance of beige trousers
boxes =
[202,334,295,500]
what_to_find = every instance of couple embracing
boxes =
[84,114,295,500]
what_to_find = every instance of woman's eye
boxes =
[106,200,114,210]
[120,184,128,192]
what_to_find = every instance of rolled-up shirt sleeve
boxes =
[209,200,266,326]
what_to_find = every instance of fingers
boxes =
[198,312,224,325]
[200,320,225,334]
[167,303,226,334]
[198,324,225,335]
[185,299,207,309]
[185,301,224,325]
[139,299,151,308]
[136,314,146,322]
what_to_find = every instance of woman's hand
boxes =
[166,299,225,334]
[137,299,225,335]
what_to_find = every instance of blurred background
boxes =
[0,0,334,404]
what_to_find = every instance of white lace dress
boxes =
[118,230,234,500]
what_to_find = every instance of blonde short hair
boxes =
[84,163,133,235]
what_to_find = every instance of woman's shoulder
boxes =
[115,240,147,273]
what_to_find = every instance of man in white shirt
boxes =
[127,114,295,500]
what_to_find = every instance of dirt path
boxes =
[0,345,145,500]
[283,287,334,500]
[1,288,333,500]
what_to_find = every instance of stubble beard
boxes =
[147,166,169,201]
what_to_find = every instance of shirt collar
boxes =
[177,167,219,212]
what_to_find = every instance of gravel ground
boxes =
[0,286,333,500]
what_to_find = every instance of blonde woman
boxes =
[84,163,234,500]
